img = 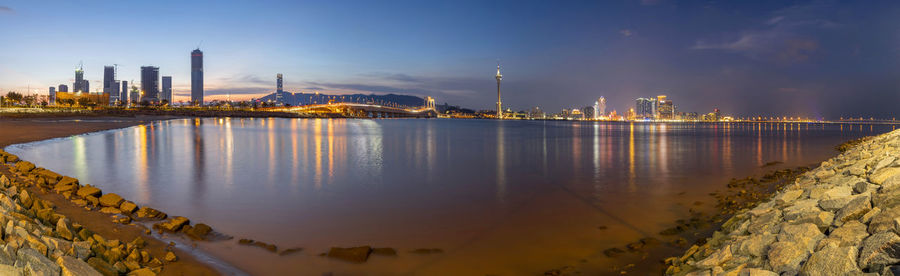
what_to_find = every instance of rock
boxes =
[603,247,625,257]
[869,206,900,234]
[874,188,900,209]
[17,247,60,276]
[815,169,835,180]
[99,207,120,214]
[748,210,781,234]
[794,211,834,229]
[86,257,117,276]
[778,223,824,252]
[854,181,869,194]
[184,223,212,240]
[0,245,14,266]
[0,175,9,188]
[14,161,35,173]
[801,246,860,276]
[862,207,882,224]
[164,251,177,262]
[775,190,803,206]
[821,186,852,200]
[767,241,808,274]
[824,221,869,247]
[103,247,125,264]
[119,201,138,214]
[98,193,124,208]
[76,186,100,198]
[134,207,166,220]
[127,268,156,276]
[0,264,24,276]
[72,241,91,260]
[152,216,188,232]
[327,246,372,263]
[819,196,854,211]
[874,157,897,171]
[130,236,146,249]
[738,233,776,257]
[57,255,102,276]
[859,231,900,271]
[693,244,732,269]
[871,167,900,185]
[279,247,304,256]
[56,219,73,240]
[85,196,99,207]
[834,195,872,225]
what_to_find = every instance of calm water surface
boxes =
[6,118,895,275]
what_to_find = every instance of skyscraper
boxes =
[191,48,204,106]
[83,80,89,93]
[48,87,56,105]
[495,63,502,119]
[121,81,128,104]
[598,96,606,116]
[104,66,116,103]
[162,76,172,103]
[140,66,160,103]
[58,84,68,93]
[73,66,84,93]
[275,73,284,104]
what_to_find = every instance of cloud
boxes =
[619,29,633,37]
[690,3,838,63]
[0,6,12,13]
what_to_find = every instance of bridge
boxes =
[275,97,438,118]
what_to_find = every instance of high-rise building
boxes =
[104,66,117,104]
[58,84,68,93]
[495,63,503,119]
[140,66,160,103]
[191,48,204,106]
[598,96,606,117]
[73,66,84,93]
[113,81,120,105]
[49,87,56,105]
[129,84,140,104]
[657,95,674,120]
[83,80,89,93]
[162,76,172,103]
[121,81,128,104]
[275,73,284,103]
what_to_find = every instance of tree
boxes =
[6,92,23,105]
[77,98,91,107]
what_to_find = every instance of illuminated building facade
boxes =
[140,66,160,103]
[191,48,204,105]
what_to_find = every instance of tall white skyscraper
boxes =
[598,96,606,117]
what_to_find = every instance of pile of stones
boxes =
[666,129,900,275]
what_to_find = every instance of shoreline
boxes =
[0,115,228,275]
[665,129,900,275]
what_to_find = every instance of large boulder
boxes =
[738,233,776,257]
[14,161,35,173]
[76,186,101,198]
[871,167,900,185]
[822,220,869,248]
[134,207,167,220]
[327,246,372,263]
[868,206,900,234]
[777,223,824,252]
[694,244,732,269]
[748,210,782,234]
[767,241,808,274]
[874,188,900,209]
[153,216,189,232]
[119,201,138,214]
[98,193,124,208]
[86,257,117,276]
[57,255,102,276]
[17,247,60,276]
[800,246,860,276]
[834,195,872,225]
[858,231,900,271]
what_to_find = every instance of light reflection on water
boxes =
[5,119,895,275]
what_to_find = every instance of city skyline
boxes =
[2,1,900,118]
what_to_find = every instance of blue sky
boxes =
[1,0,899,118]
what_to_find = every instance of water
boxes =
[6,118,894,275]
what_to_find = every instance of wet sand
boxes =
[0,115,222,275]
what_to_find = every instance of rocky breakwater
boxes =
[667,129,900,275]
[0,148,213,275]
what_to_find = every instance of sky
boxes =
[1,0,899,119]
